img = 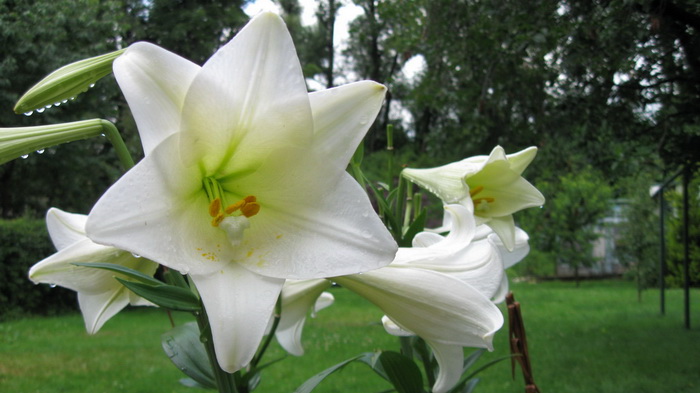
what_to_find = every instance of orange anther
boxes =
[211,213,225,227]
[209,198,222,217]
[469,185,485,197]
[244,195,257,203]
[240,202,261,218]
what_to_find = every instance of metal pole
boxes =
[659,186,666,315]
[682,165,690,329]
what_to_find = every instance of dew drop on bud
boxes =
[131,253,141,258]
[36,149,45,154]
[49,283,57,288]
[36,107,45,113]
[21,154,29,159]
[23,111,33,116]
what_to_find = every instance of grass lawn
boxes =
[1,280,698,392]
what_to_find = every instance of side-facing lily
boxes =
[86,12,397,373]
[28,208,157,334]
[402,146,544,251]
[334,267,502,393]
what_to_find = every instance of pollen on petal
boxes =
[241,202,261,218]
[209,198,222,217]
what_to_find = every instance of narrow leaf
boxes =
[116,278,200,311]
[74,262,163,286]
[399,208,427,247]
[294,353,376,393]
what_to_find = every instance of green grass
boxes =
[1,280,698,392]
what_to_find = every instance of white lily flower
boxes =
[402,146,544,251]
[396,204,505,300]
[28,208,157,334]
[275,279,334,356]
[86,12,397,372]
[334,267,503,393]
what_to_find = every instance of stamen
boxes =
[209,198,222,217]
[225,200,245,214]
[211,213,225,227]
[469,185,484,197]
[244,195,257,203]
[241,202,261,218]
[473,197,495,204]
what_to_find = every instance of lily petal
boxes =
[78,289,129,334]
[308,81,387,171]
[114,42,199,155]
[334,267,503,349]
[506,146,538,175]
[46,207,87,250]
[189,264,284,373]
[429,340,467,393]
[179,12,312,172]
[276,279,332,356]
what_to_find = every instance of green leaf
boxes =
[376,351,425,393]
[14,49,126,114]
[294,352,377,393]
[73,262,163,286]
[116,278,201,312]
[164,268,191,289]
[462,349,485,373]
[162,322,216,389]
[399,208,427,247]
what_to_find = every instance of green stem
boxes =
[100,120,134,170]
[251,297,282,368]
[195,306,239,393]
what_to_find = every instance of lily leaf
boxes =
[116,278,201,312]
[73,262,163,286]
[294,352,377,393]
[399,207,427,247]
[162,322,216,389]
[375,351,425,393]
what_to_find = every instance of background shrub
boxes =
[0,218,77,320]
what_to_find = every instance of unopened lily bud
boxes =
[14,49,125,115]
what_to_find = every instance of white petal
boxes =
[78,290,130,334]
[484,215,516,252]
[276,279,331,356]
[86,135,229,276]
[429,341,466,393]
[236,169,397,279]
[308,81,386,170]
[490,227,530,269]
[506,146,538,175]
[114,42,199,155]
[45,208,87,250]
[190,264,284,373]
[491,273,510,304]
[381,315,414,337]
[179,12,312,172]
[313,292,334,315]
[334,267,503,349]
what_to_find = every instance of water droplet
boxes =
[21,154,29,159]
[49,283,57,288]
[100,133,106,137]
[36,149,45,154]
[54,102,61,107]
[539,206,544,209]
[23,111,33,116]
[36,107,45,113]
[62,99,68,104]
[89,83,96,88]
[45,104,52,109]
[131,253,141,258]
